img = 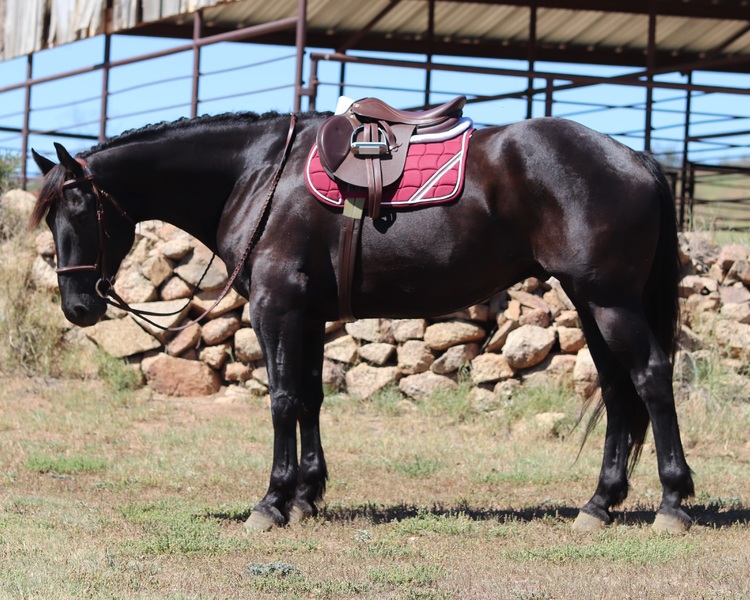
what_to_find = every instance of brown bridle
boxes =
[57,158,136,299]
[54,114,298,331]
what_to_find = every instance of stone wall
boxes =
[29,212,750,401]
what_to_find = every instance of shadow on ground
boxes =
[207,501,750,528]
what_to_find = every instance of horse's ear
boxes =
[54,142,83,176]
[32,149,57,175]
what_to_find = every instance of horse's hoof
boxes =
[653,511,691,534]
[287,501,314,525]
[572,510,608,532]
[244,510,278,533]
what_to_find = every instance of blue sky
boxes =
[0,33,748,173]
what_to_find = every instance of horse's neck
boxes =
[89,132,250,249]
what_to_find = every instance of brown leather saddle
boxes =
[317,96,466,220]
[317,96,467,322]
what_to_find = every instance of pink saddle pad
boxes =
[305,128,473,209]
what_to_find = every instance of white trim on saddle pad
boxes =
[332,96,474,143]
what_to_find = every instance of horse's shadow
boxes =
[207,502,750,529]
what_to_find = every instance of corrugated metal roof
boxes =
[1,0,749,69]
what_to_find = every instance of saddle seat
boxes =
[316,95,467,220]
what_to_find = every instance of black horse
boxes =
[30,110,693,533]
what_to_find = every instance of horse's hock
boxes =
[29,215,750,401]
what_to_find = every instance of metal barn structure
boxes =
[1,0,749,228]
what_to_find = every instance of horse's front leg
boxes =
[243,293,328,532]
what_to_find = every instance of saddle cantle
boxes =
[317,95,467,220]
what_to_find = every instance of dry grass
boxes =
[1,371,749,599]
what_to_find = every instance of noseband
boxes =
[57,158,135,299]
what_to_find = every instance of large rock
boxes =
[716,243,748,273]
[431,343,479,374]
[141,353,221,396]
[234,327,264,362]
[397,340,434,374]
[191,288,247,319]
[85,317,161,358]
[160,276,193,300]
[399,371,457,401]
[167,323,202,356]
[141,255,173,287]
[201,313,241,345]
[30,256,58,291]
[358,342,396,365]
[113,268,157,304]
[391,319,427,342]
[1,189,35,221]
[573,347,599,399]
[199,343,231,370]
[502,325,555,369]
[345,364,401,400]
[345,319,394,343]
[324,335,359,364]
[423,321,485,351]
[470,353,514,384]
[174,247,228,290]
[713,319,750,359]
[485,318,519,352]
[128,299,192,342]
[557,326,586,353]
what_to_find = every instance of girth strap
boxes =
[337,196,365,323]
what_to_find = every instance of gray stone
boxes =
[519,307,551,328]
[224,361,252,383]
[554,310,580,328]
[573,347,600,399]
[502,325,556,369]
[720,283,750,306]
[201,313,241,345]
[345,319,394,343]
[199,343,231,370]
[141,352,221,396]
[681,232,720,272]
[485,318,519,352]
[141,255,173,287]
[678,325,703,351]
[235,328,264,362]
[30,256,58,291]
[322,359,346,392]
[155,238,193,260]
[391,319,427,342]
[557,326,586,353]
[398,371,457,401]
[431,343,480,374]
[423,321,485,351]
[397,340,435,374]
[717,243,749,273]
[35,230,55,257]
[113,268,157,304]
[1,189,35,221]
[160,276,193,300]
[713,319,750,359]
[679,275,719,298]
[358,342,396,366]
[167,323,202,356]
[345,364,401,400]
[174,247,228,290]
[720,301,750,324]
[522,353,576,386]
[470,353,514,384]
[324,335,359,364]
[129,299,192,342]
[86,317,161,358]
[191,288,247,319]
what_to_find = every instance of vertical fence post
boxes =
[644,5,657,153]
[293,0,308,113]
[99,34,111,141]
[191,11,203,119]
[679,71,693,229]
[526,4,537,120]
[20,54,33,190]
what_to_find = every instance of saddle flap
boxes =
[316,114,354,177]
[331,123,415,189]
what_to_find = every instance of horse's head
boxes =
[31,143,136,327]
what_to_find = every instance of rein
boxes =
[57,113,298,332]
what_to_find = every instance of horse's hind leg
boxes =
[572,304,650,529]
[572,299,693,531]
